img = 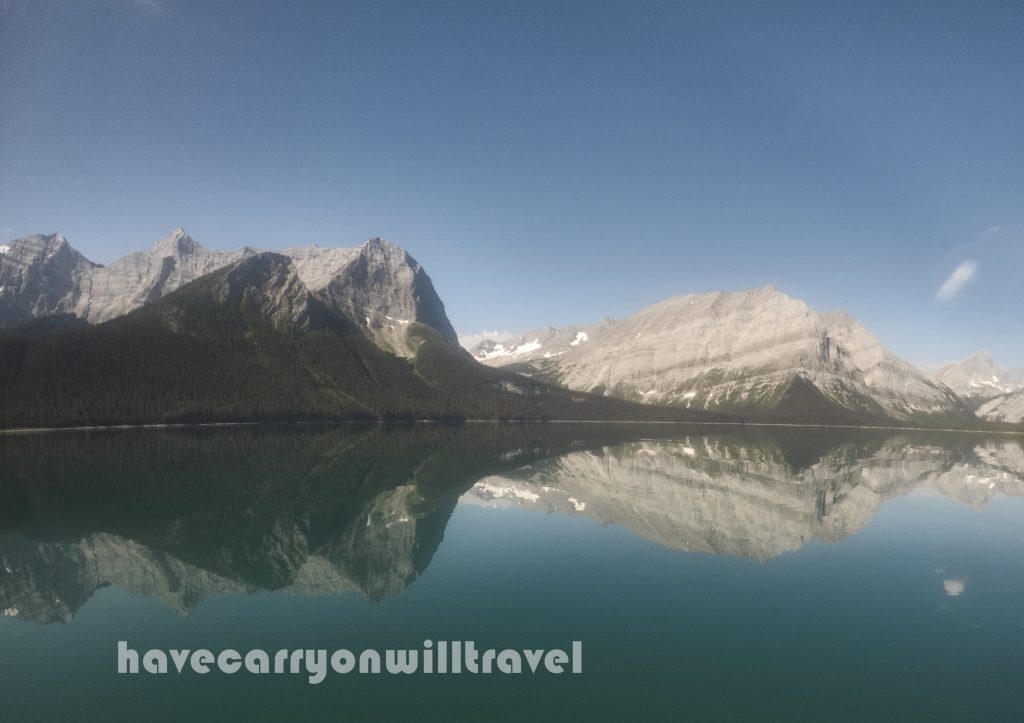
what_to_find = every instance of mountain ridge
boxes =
[934,351,1024,403]
[0,229,458,358]
[977,390,1024,424]
[3,230,1015,430]
[0,252,720,428]
[470,286,973,425]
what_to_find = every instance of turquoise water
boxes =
[1,425,1022,721]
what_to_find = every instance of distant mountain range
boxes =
[0,228,457,357]
[0,231,699,427]
[934,351,1024,400]
[470,287,981,425]
[1,229,1020,428]
[932,352,1024,423]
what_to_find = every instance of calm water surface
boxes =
[1,424,1022,721]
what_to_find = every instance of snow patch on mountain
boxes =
[477,338,543,361]
[458,329,516,350]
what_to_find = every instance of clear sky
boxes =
[1,0,1022,367]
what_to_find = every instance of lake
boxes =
[1,424,1022,721]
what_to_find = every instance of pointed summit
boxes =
[364,236,395,250]
[935,351,1024,400]
[153,228,200,256]
[316,236,459,355]
[2,230,461,360]
[171,252,313,330]
[476,286,970,423]
[360,236,411,263]
[4,232,72,257]
[0,233,98,326]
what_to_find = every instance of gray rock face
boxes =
[0,229,457,357]
[934,352,1024,402]
[471,286,966,421]
[0,234,99,327]
[462,436,1024,559]
[301,237,459,356]
[977,390,1024,424]
[210,252,314,330]
[73,229,254,324]
[820,311,967,418]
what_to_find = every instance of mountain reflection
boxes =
[463,434,1024,558]
[1,424,1021,624]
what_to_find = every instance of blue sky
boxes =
[1,0,1022,366]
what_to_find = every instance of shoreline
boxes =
[1,417,1020,437]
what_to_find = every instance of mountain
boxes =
[71,228,254,324]
[0,229,457,358]
[818,310,968,419]
[977,390,1024,424]
[471,286,971,425]
[934,352,1024,403]
[290,236,459,356]
[0,253,713,428]
[0,233,99,327]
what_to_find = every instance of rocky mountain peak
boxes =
[356,236,415,271]
[2,230,461,359]
[474,286,971,422]
[945,351,998,376]
[152,227,200,257]
[935,351,1024,401]
[0,233,99,327]
[213,252,312,329]
[143,252,314,334]
[363,236,403,253]
[220,251,296,288]
[4,233,72,261]
[315,237,459,356]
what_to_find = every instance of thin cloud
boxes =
[935,260,978,301]
[126,0,165,14]
[458,329,514,351]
